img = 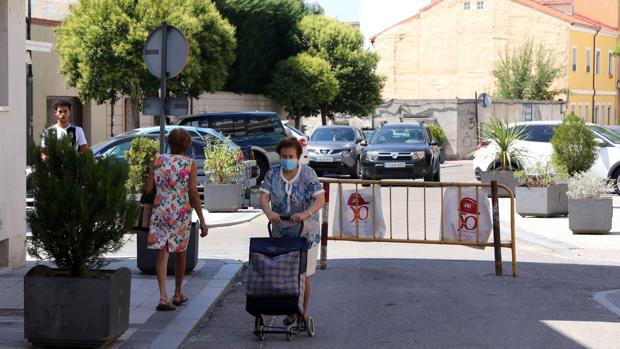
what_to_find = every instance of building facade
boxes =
[371,0,619,125]
[0,0,27,269]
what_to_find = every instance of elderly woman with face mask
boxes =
[259,137,326,326]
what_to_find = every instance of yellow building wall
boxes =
[568,28,617,124]
[372,0,569,100]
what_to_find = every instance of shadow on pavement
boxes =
[181,258,620,349]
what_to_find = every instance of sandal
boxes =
[172,294,189,306]
[156,302,176,311]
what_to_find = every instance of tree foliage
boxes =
[296,15,385,122]
[551,113,598,176]
[55,0,236,128]
[268,53,339,128]
[28,131,139,277]
[493,39,562,100]
[214,0,310,93]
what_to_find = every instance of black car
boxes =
[175,112,286,184]
[360,123,441,181]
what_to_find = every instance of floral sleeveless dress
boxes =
[147,154,194,252]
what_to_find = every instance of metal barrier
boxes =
[319,179,517,277]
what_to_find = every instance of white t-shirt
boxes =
[41,124,88,150]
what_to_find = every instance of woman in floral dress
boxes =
[260,137,326,325]
[145,129,209,311]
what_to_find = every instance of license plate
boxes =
[384,162,405,168]
[316,156,333,162]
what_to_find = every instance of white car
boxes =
[472,121,620,193]
[282,121,309,164]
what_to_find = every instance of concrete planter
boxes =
[516,183,568,217]
[204,183,243,212]
[480,170,517,198]
[136,222,199,274]
[24,265,131,348]
[568,198,613,234]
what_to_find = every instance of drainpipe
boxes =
[26,0,33,146]
[592,28,599,123]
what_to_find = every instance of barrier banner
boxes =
[332,185,386,238]
[441,187,492,248]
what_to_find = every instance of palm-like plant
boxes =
[481,118,528,171]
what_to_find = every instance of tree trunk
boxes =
[294,115,301,130]
[320,106,327,126]
[129,84,142,130]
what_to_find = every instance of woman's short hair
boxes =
[275,137,302,158]
[168,128,192,155]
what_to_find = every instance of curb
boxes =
[147,262,245,349]
[206,211,263,228]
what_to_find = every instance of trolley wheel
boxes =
[287,332,293,341]
[306,316,315,337]
[254,316,265,341]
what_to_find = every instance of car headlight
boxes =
[341,150,351,157]
[365,151,379,161]
[411,151,425,160]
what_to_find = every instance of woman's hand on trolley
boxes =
[290,211,310,223]
[266,211,282,224]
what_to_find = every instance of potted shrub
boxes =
[25,133,139,347]
[515,163,568,217]
[479,118,528,197]
[428,123,446,164]
[567,172,614,234]
[203,139,245,212]
[125,137,159,228]
[550,113,598,177]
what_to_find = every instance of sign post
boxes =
[143,23,189,153]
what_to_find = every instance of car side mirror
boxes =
[360,140,368,146]
[430,139,439,146]
[594,138,607,147]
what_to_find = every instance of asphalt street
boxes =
[177,163,620,349]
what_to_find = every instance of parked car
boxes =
[282,121,309,164]
[117,125,228,143]
[175,112,286,185]
[360,122,441,181]
[473,120,620,193]
[308,125,367,178]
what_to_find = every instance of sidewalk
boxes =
[0,208,262,349]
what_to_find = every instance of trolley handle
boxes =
[267,215,304,238]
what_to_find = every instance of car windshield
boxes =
[590,125,620,144]
[370,127,426,144]
[311,128,355,142]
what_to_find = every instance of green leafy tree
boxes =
[297,15,385,124]
[268,53,339,128]
[55,0,236,129]
[28,131,139,277]
[551,113,598,176]
[493,39,562,100]
[427,124,446,145]
[214,0,310,93]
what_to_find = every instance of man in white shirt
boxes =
[41,100,89,154]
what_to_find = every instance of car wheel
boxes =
[433,166,441,182]
[613,168,620,195]
[361,173,371,187]
[254,153,269,187]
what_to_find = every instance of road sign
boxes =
[143,25,188,79]
[143,97,188,117]
[478,93,492,108]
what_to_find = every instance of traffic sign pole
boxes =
[159,23,168,154]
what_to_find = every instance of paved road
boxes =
[177,162,620,349]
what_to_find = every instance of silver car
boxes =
[308,125,367,178]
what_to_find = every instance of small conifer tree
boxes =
[550,113,598,176]
[28,131,139,277]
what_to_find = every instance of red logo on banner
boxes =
[347,193,369,223]
[458,197,479,230]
